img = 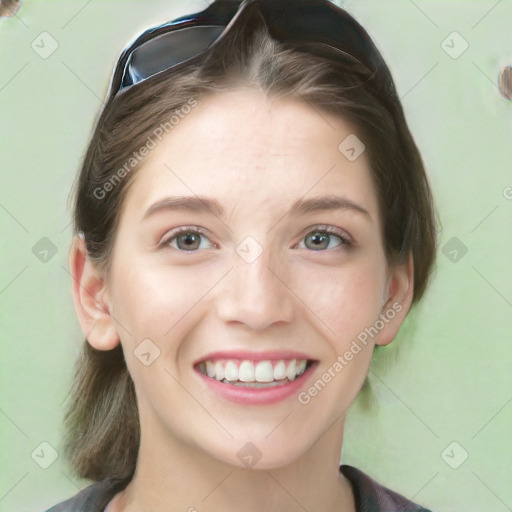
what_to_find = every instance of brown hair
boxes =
[64,15,437,482]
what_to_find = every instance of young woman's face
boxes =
[101,88,410,468]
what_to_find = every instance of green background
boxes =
[1,1,511,511]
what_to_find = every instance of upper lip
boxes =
[193,350,315,365]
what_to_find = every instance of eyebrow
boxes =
[289,195,370,218]
[142,196,224,220]
[142,194,371,221]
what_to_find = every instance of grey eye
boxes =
[303,232,343,251]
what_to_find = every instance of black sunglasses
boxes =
[107,0,396,105]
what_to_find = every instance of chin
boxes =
[200,435,310,472]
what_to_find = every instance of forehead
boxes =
[122,88,379,221]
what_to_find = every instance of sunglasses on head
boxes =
[107,0,396,105]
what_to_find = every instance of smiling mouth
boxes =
[196,358,313,388]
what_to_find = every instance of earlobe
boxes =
[69,235,120,350]
[375,253,414,346]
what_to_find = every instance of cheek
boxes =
[109,260,201,347]
[294,260,387,345]
[108,263,204,398]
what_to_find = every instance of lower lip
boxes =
[195,364,316,405]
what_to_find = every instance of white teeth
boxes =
[254,360,274,382]
[198,358,309,384]
[206,360,215,378]
[273,360,287,380]
[224,361,239,381]
[296,359,307,376]
[238,360,256,382]
[225,380,284,388]
[286,359,297,381]
[214,361,225,380]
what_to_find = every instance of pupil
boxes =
[309,233,327,249]
[180,233,198,249]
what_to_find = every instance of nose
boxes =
[215,243,295,331]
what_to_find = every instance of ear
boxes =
[374,252,414,347]
[69,234,120,350]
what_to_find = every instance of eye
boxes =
[159,227,216,252]
[296,225,352,251]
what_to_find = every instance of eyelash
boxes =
[297,224,353,250]
[159,226,215,251]
[158,224,352,252]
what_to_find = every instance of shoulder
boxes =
[340,464,435,512]
[43,476,128,512]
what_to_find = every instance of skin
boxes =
[70,88,413,512]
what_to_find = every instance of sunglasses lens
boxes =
[115,0,386,97]
[125,25,225,88]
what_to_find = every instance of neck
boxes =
[113,416,355,512]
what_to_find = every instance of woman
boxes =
[46,0,437,510]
